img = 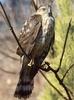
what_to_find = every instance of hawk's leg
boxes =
[39,61,51,72]
[34,54,51,72]
[30,64,40,79]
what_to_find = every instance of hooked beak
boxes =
[31,11,41,17]
[34,10,41,15]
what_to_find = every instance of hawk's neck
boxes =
[42,14,50,36]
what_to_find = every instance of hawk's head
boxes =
[35,6,52,16]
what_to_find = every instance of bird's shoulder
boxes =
[48,16,55,30]
[19,15,42,42]
[48,16,55,24]
[16,15,42,56]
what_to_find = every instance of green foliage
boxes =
[57,0,72,16]
[38,0,74,100]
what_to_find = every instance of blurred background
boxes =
[0,0,74,100]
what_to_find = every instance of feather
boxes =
[16,15,42,56]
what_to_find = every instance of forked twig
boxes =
[62,64,74,81]
[42,62,72,100]
[39,70,68,100]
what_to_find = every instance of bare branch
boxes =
[44,62,72,100]
[39,70,68,100]
[0,10,8,24]
[67,87,74,97]
[0,2,30,60]
[62,64,74,81]
[32,0,38,11]
[56,19,72,72]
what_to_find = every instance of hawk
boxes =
[14,5,55,99]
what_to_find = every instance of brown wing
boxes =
[16,15,42,57]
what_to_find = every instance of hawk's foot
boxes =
[40,61,51,72]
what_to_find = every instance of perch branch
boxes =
[40,70,68,100]
[45,62,72,100]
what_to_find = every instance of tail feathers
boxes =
[14,79,34,99]
[14,66,34,99]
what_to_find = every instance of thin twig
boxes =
[67,87,74,97]
[0,2,30,60]
[62,64,74,81]
[56,19,72,72]
[0,10,8,25]
[39,70,68,100]
[32,0,38,11]
[55,73,72,100]
[44,62,72,100]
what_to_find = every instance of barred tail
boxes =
[14,65,34,99]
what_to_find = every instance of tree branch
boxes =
[44,62,72,100]
[0,2,30,60]
[32,0,38,11]
[67,87,74,98]
[62,64,74,81]
[39,70,68,100]
[56,19,72,72]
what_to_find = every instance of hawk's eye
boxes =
[43,8,46,11]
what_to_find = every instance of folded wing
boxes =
[16,15,42,56]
